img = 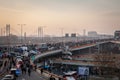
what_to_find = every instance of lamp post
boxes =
[18,24,26,44]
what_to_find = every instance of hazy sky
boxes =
[0,0,120,36]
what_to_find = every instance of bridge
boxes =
[34,41,112,61]
[1,40,120,80]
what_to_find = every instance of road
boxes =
[17,70,48,80]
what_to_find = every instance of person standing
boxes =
[34,64,37,71]
[28,68,31,76]
[49,75,53,80]
[49,76,55,80]
[41,68,43,74]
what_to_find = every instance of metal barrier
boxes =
[0,65,9,79]
[0,59,10,79]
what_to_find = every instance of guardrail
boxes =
[38,68,63,80]
[0,69,8,79]
[0,59,10,79]
[0,64,9,79]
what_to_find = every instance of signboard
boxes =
[78,67,89,76]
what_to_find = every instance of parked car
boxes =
[1,74,15,80]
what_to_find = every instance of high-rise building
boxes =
[6,24,10,36]
[88,31,98,37]
[65,33,69,37]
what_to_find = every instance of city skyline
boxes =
[0,0,120,36]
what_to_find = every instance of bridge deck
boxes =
[34,41,110,61]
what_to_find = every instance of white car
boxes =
[62,56,72,60]
[16,56,23,59]
[1,74,15,80]
[16,58,22,62]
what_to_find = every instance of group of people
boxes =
[20,57,33,76]
[21,63,32,76]
[8,56,33,77]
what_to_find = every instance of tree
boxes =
[94,53,120,76]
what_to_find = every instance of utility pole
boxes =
[18,24,26,44]
[24,32,26,45]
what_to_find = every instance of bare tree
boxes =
[94,53,120,76]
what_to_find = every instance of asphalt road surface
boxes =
[17,71,48,80]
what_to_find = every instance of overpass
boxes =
[110,41,120,44]
[34,41,112,61]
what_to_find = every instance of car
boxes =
[10,52,17,57]
[1,74,15,80]
[15,56,23,61]
[63,71,77,80]
[62,56,72,60]
[62,51,72,55]
[16,58,22,63]
[16,56,23,59]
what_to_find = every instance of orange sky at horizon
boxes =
[0,0,120,36]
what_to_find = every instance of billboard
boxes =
[78,67,89,76]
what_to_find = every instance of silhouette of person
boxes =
[41,68,43,74]
[28,68,31,76]
[49,75,55,80]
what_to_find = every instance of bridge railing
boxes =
[38,68,63,80]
